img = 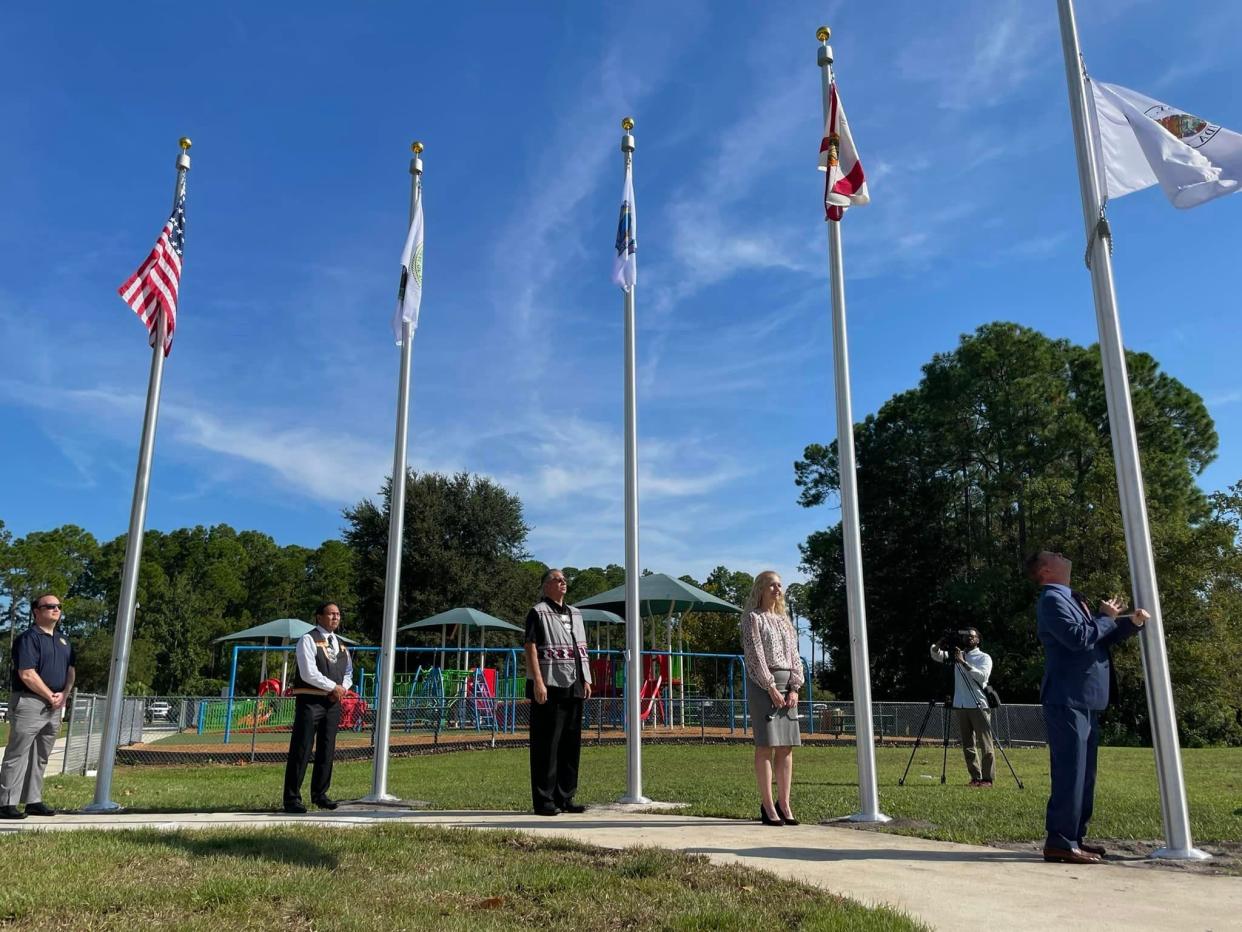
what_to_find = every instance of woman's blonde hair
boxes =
[741,570,787,619]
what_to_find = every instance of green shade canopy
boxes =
[397,607,523,634]
[576,573,740,618]
[578,608,625,625]
[213,618,358,644]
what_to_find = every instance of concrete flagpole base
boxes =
[1151,845,1212,861]
[346,797,429,810]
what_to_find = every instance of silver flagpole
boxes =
[363,141,423,804]
[618,117,649,804]
[86,137,191,812]
[816,27,889,824]
[1055,0,1207,860]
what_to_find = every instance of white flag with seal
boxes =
[1090,80,1242,209]
[392,194,424,344]
[612,162,636,291]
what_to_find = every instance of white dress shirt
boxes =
[295,626,353,692]
[929,644,991,709]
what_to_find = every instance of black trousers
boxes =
[529,685,583,810]
[283,695,341,805]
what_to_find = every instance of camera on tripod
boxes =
[935,628,975,654]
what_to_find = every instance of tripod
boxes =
[899,654,1023,788]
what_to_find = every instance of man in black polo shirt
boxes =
[0,593,75,819]
[282,602,352,814]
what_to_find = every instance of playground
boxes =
[101,642,1057,767]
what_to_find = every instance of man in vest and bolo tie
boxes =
[524,568,592,815]
[283,602,352,814]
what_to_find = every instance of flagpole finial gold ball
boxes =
[621,117,635,131]
[817,26,831,42]
[412,141,424,154]
[179,137,192,151]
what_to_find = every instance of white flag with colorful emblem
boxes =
[818,80,869,221]
[1090,80,1242,209]
[612,161,636,291]
[392,193,424,344]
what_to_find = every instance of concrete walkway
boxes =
[2,806,1236,931]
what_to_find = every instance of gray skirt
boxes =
[748,669,802,747]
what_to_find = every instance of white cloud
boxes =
[900,1,1052,111]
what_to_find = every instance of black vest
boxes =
[291,634,349,695]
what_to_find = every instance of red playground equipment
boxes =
[639,675,664,724]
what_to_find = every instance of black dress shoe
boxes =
[557,802,587,814]
[776,803,799,826]
[1079,841,1107,857]
[0,806,27,820]
[534,806,560,816]
[24,802,55,817]
[759,806,784,826]
[283,801,308,814]
[312,797,339,810]
[1042,847,1100,864]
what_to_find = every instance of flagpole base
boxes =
[832,810,892,824]
[82,800,123,814]
[1151,846,1212,861]
[617,795,652,806]
[351,796,427,809]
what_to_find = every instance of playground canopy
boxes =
[578,607,625,650]
[398,607,522,668]
[578,608,625,625]
[213,618,358,692]
[577,573,741,617]
[396,607,522,635]
[212,618,359,644]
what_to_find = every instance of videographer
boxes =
[929,628,995,787]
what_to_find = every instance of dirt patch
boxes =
[989,838,1241,875]
[830,820,1240,875]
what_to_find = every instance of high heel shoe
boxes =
[776,803,799,826]
[759,806,784,826]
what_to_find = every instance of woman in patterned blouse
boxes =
[740,570,805,825]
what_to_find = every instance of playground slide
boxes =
[639,676,663,722]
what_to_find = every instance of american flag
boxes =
[118,190,186,355]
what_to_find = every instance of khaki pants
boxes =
[954,707,995,783]
[0,694,60,805]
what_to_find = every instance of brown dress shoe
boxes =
[1078,842,1106,857]
[1042,847,1101,864]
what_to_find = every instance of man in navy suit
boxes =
[1025,550,1148,865]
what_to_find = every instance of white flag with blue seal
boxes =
[392,194,424,344]
[612,162,636,291]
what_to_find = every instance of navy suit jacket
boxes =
[1036,584,1139,710]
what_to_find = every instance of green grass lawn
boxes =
[41,745,1242,846]
[0,825,925,931]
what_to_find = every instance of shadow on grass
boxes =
[150,830,340,868]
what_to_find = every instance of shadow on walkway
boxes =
[687,844,1035,865]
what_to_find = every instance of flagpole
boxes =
[816,27,889,824]
[85,137,191,812]
[1055,0,1207,860]
[617,117,649,805]
[363,141,423,804]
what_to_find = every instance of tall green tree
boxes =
[343,471,531,643]
[795,322,1242,743]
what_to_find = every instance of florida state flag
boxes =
[819,81,869,221]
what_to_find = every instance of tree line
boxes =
[4,321,1238,744]
[0,475,761,695]
[795,322,1242,746]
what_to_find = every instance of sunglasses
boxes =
[36,604,63,611]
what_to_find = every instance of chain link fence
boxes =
[58,690,1048,769]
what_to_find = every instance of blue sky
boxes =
[1,1,1240,590]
